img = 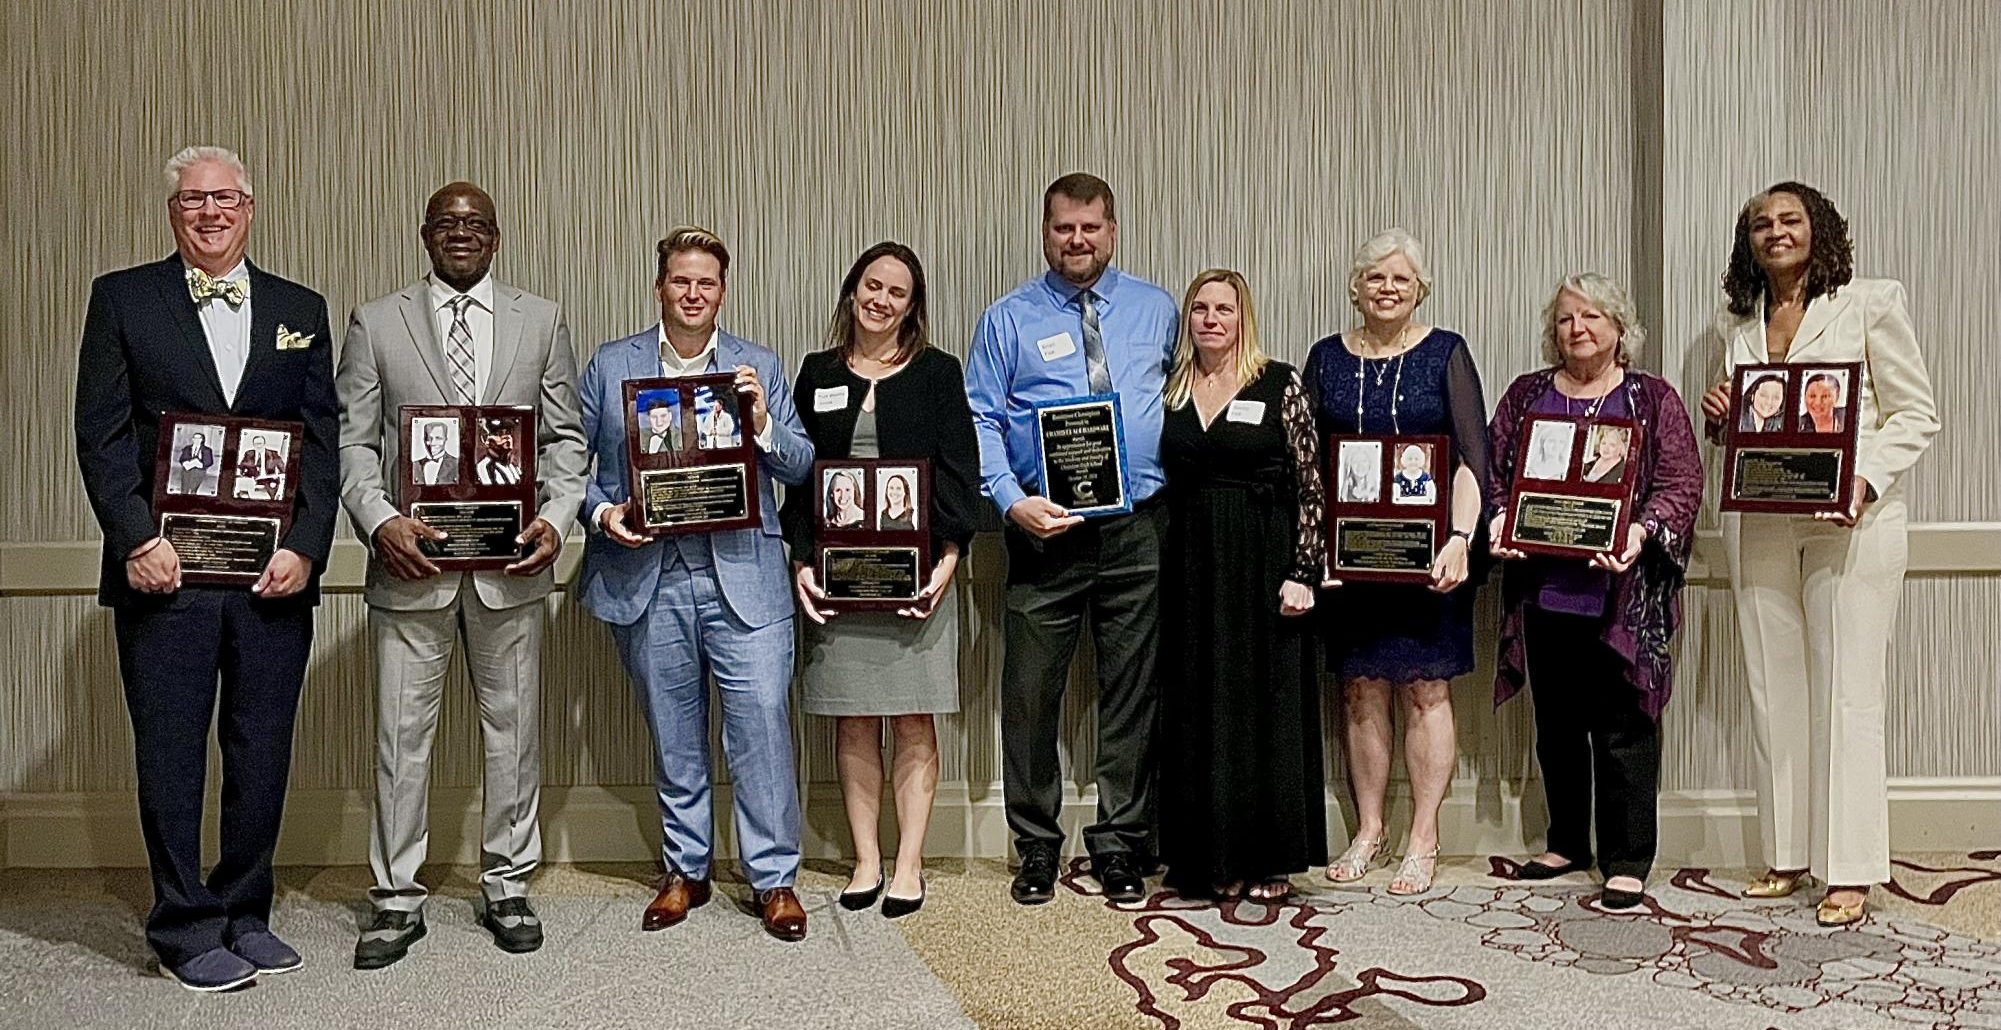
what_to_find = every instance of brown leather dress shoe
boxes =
[758,887,807,942]
[642,873,712,931]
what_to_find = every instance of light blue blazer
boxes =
[577,327,814,629]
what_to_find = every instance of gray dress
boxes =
[801,407,961,716]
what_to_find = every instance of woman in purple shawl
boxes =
[1484,273,1704,910]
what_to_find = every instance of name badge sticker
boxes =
[1035,332,1078,362]
[1226,400,1266,424]
[813,386,849,412]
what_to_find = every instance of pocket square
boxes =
[275,324,315,350]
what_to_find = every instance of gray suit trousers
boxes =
[368,579,543,912]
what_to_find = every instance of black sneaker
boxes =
[1093,853,1145,902]
[353,909,426,970]
[1010,844,1059,905]
[481,897,544,954]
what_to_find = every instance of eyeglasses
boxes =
[423,216,498,236]
[172,189,250,210]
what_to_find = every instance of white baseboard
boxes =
[4,778,1995,869]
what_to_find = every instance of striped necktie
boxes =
[445,295,476,404]
[1079,289,1112,395]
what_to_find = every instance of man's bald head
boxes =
[421,181,500,291]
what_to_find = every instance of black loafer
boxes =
[1516,857,1589,881]
[1010,844,1058,905]
[1600,885,1646,910]
[481,897,544,954]
[1093,853,1145,902]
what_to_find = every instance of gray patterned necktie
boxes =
[1079,289,1112,395]
[445,295,476,404]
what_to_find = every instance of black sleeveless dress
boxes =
[1157,361,1329,891]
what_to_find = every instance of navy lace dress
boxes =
[1302,329,1488,683]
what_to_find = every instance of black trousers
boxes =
[113,588,312,967]
[1000,504,1165,859]
[1522,605,1660,881]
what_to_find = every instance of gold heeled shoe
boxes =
[1816,889,1868,927]
[1743,869,1811,898]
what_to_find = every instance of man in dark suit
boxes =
[73,145,336,992]
[173,432,215,495]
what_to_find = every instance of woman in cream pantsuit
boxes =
[1700,181,1939,927]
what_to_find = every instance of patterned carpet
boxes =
[903,851,2001,1030]
[0,853,1994,1029]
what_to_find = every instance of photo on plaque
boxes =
[409,416,461,486]
[154,412,302,585]
[822,467,869,529]
[1522,419,1575,481]
[634,388,683,454]
[1796,368,1851,434]
[1738,368,1789,433]
[165,422,223,497]
[1581,425,1632,484]
[693,385,744,450]
[231,428,292,500]
[875,466,921,531]
[1337,439,1383,503]
[1503,414,1639,559]
[1389,443,1437,505]
[472,415,525,485]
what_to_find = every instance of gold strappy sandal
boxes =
[1387,849,1440,896]
[1325,836,1385,883]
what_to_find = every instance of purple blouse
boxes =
[1484,369,1705,721]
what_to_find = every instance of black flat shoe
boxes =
[881,878,925,919]
[838,876,884,911]
[1516,858,1588,881]
[1600,885,1646,910]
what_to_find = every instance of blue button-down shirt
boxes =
[965,266,1178,516]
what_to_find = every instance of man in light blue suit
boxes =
[577,226,815,941]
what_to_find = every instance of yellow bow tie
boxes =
[186,267,248,307]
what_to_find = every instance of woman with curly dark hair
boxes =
[1697,182,1940,927]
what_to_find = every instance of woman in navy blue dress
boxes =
[1303,229,1488,895]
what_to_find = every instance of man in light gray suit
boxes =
[336,182,586,968]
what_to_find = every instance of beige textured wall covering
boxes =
[2,1,1994,863]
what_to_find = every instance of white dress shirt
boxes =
[196,260,253,405]
[429,272,497,400]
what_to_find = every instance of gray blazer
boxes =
[337,278,588,612]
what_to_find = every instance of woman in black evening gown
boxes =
[1158,269,1328,901]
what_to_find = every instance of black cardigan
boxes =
[779,346,982,560]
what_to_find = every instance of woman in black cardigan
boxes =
[780,242,980,919]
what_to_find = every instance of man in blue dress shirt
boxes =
[964,173,1178,905]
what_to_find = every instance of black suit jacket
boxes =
[74,254,338,607]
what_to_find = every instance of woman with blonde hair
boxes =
[1157,269,1327,901]
[1486,272,1703,909]
[1302,229,1487,895]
